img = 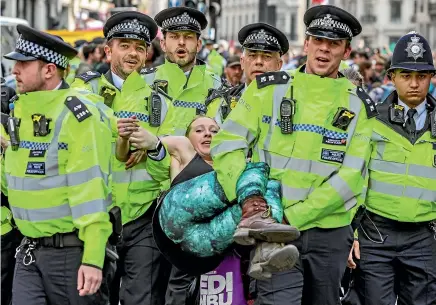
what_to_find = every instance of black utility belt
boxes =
[366,210,432,228]
[28,232,83,248]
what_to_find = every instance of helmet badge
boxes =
[405,35,425,61]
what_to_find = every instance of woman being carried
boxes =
[116,115,300,279]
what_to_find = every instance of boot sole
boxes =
[233,228,301,246]
[248,245,299,281]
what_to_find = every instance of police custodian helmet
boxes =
[388,32,436,73]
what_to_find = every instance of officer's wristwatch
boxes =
[147,138,165,161]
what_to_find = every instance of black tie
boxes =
[405,109,417,133]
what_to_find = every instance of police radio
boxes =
[280,86,296,134]
[7,117,20,151]
[389,104,405,125]
[430,109,436,139]
[332,107,355,131]
[32,114,51,137]
[149,84,162,127]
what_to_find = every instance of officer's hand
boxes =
[77,265,102,296]
[347,240,360,269]
[117,116,139,139]
[125,149,146,169]
[129,127,158,150]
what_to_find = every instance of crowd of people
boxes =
[0,3,435,305]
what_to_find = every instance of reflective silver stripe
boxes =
[221,119,256,144]
[285,156,337,177]
[408,164,436,180]
[142,72,156,86]
[342,155,366,171]
[369,159,406,175]
[174,129,186,136]
[46,107,69,176]
[328,175,354,203]
[282,185,311,201]
[344,197,358,211]
[12,203,71,221]
[369,160,436,180]
[112,169,154,184]
[90,78,99,94]
[159,94,169,124]
[345,94,363,149]
[71,196,112,219]
[369,179,436,201]
[12,195,111,222]
[210,140,248,156]
[264,82,291,151]
[6,165,108,191]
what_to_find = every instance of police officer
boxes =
[203,38,226,76]
[3,25,113,305]
[142,7,223,137]
[349,32,436,305]
[206,23,288,125]
[72,11,174,305]
[211,5,378,305]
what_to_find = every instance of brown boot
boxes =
[233,196,300,246]
[248,242,299,281]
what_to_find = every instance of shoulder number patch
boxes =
[65,96,92,122]
[356,86,379,119]
[75,71,101,83]
[257,71,291,89]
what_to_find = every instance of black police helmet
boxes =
[388,32,435,73]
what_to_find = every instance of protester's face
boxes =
[188,117,219,158]
[241,50,283,85]
[391,70,432,107]
[104,38,147,79]
[304,36,351,78]
[13,60,48,93]
[375,63,384,73]
[225,64,243,86]
[161,31,201,69]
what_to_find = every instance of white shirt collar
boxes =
[397,99,427,117]
[53,81,63,90]
[111,72,125,90]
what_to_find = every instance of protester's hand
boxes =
[129,127,158,151]
[77,265,102,296]
[0,135,8,151]
[347,240,360,269]
[117,116,139,139]
[125,149,146,169]
[241,196,267,217]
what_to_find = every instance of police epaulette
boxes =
[257,71,291,89]
[140,67,157,74]
[75,71,101,83]
[355,86,379,119]
[64,96,92,122]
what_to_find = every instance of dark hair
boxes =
[82,44,97,60]
[350,50,358,59]
[185,115,218,136]
[358,61,372,75]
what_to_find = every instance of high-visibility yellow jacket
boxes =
[211,68,378,231]
[366,91,436,222]
[72,71,173,224]
[4,85,112,268]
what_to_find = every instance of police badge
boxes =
[405,35,426,61]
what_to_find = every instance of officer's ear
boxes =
[197,38,202,53]
[104,42,113,62]
[342,40,352,60]
[41,62,58,80]
[160,37,167,53]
